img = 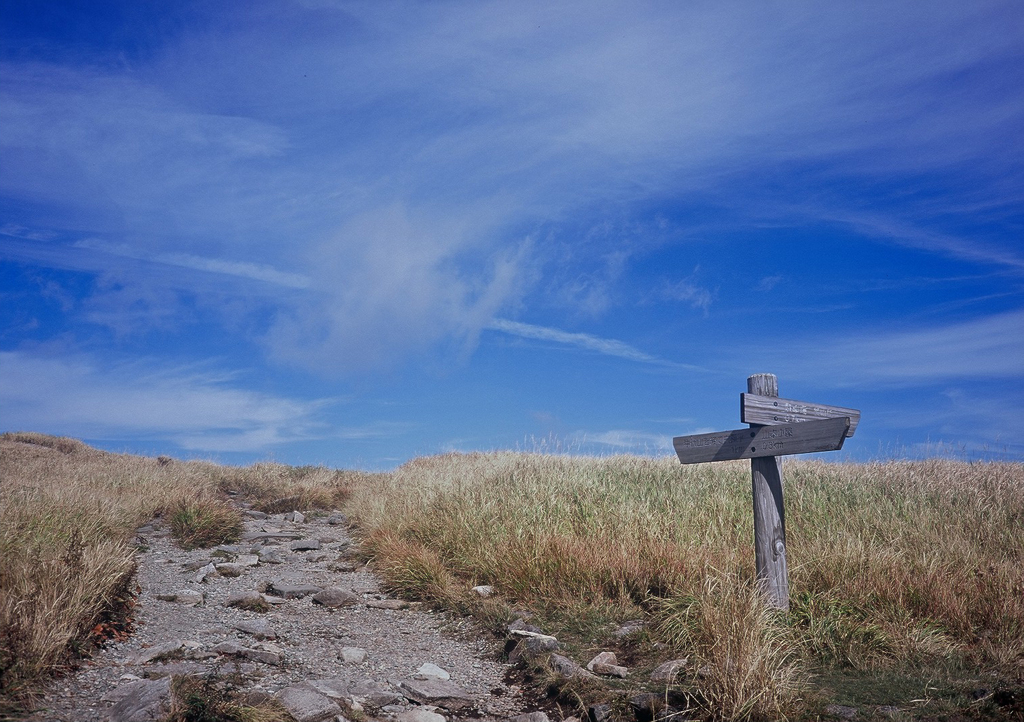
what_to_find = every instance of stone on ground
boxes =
[399,677,475,710]
[106,677,172,722]
[417,662,451,680]
[277,683,343,722]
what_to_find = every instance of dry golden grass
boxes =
[347,451,1024,720]
[3,433,1022,720]
[0,433,354,708]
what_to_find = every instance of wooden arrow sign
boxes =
[741,393,861,437]
[673,416,850,464]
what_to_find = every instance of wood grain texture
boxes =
[671,417,849,464]
[741,393,861,437]
[748,374,788,611]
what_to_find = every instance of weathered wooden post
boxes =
[671,374,860,611]
[747,373,788,610]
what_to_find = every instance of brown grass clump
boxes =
[657,575,803,721]
[213,462,376,514]
[167,496,244,550]
[168,674,291,722]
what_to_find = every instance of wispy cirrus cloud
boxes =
[780,308,1024,386]
[487,318,705,370]
[0,350,332,452]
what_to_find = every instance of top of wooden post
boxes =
[747,373,778,398]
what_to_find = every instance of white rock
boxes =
[339,646,367,664]
[417,662,451,680]
[398,710,447,722]
[193,562,218,583]
[471,585,494,598]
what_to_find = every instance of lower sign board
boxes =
[673,416,850,464]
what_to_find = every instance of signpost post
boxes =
[672,374,860,611]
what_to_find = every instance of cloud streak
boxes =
[487,318,703,370]
[0,350,331,452]
[781,309,1024,386]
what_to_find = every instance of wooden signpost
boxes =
[672,374,860,611]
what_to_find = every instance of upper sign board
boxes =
[673,416,850,465]
[740,394,860,437]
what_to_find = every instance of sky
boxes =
[1,1,1022,469]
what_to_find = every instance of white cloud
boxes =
[1,1,1021,373]
[75,239,311,289]
[782,309,1024,385]
[575,429,674,454]
[488,318,702,369]
[0,350,332,452]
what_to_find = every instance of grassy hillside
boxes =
[348,452,1024,720]
[2,433,1021,720]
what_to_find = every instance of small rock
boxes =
[471,585,494,598]
[132,640,183,665]
[244,648,283,665]
[587,651,618,671]
[235,554,260,567]
[826,705,858,720]
[107,677,172,722]
[212,641,245,656]
[225,591,265,609]
[214,563,244,577]
[366,599,410,610]
[417,662,451,680]
[398,711,447,722]
[592,662,628,678]
[508,636,560,663]
[313,588,359,608]
[193,562,218,583]
[243,510,268,519]
[588,704,612,722]
[268,580,323,599]
[549,654,591,680]
[290,538,321,551]
[327,512,347,525]
[507,618,544,635]
[650,658,688,683]
[258,547,287,564]
[510,713,550,722]
[339,647,367,663]
[156,589,203,606]
[232,620,277,639]
[287,511,306,524]
[277,683,343,722]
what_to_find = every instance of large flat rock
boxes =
[399,677,475,710]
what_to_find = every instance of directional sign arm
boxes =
[673,416,850,464]
[740,394,860,437]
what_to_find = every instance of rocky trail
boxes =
[24,503,532,722]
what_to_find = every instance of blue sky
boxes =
[2,1,1022,468]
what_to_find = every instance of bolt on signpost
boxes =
[672,373,860,611]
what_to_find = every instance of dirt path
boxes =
[25,506,527,721]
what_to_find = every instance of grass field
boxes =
[2,432,1022,720]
